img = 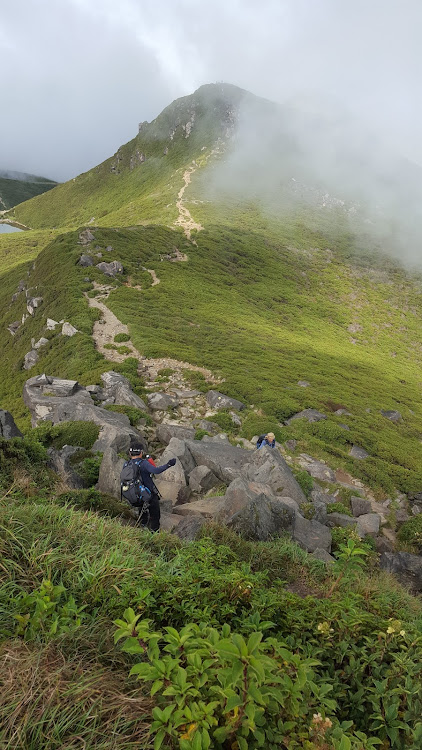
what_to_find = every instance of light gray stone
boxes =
[242,446,307,505]
[97,448,125,498]
[147,392,179,411]
[23,350,38,370]
[326,512,357,529]
[189,465,220,493]
[173,497,226,518]
[156,423,196,445]
[380,552,422,592]
[78,229,95,245]
[297,454,336,482]
[186,439,252,484]
[47,446,86,489]
[7,321,20,336]
[62,322,79,337]
[78,254,94,267]
[287,409,326,424]
[46,318,59,330]
[312,548,335,564]
[381,410,402,423]
[205,390,245,411]
[349,445,369,459]
[172,516,207,541]
[33,337,49,350]
[356,513,381,538]
[96,260,123,277]
[161,437,195,476]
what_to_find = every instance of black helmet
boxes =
[129,442,144,455]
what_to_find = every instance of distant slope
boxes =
[0,170,58,210]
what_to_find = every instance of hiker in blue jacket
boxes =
[256,432,276,449]
[125,442,176,532]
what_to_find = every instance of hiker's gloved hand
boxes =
[167,458,177,467]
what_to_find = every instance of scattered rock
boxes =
[188,465,220,493]
[334,408,352,416]
[147,392,179,411]
[191,419,221,435]
[172,515,207,541]
[130,150,146,170]
[287,409,326,424]
[312,548,335,564]
[78,254,94,267]
[105,245,113,252]
[356,513,380,538]
[162,437,195,476]
[78,229,95,245]
[33,337,49,350]
[62,322,79,337]
[297,454,336,482]
[23,350,38,370]
[27,297,43,316]
[310,489,336,505]
[292,514,332,553]
[173,497,225,518]
[7,320,20,336]
[98,448,125,497]
[0,410,23,439]
[297,380,310,387]
[156,424,196,445]
[96,260,124,277]
[46,318,59,330]
[242,446,307,505]
[380,552,422,592]
[186,439,253,485]
[381,410,402,423]
[284,439,297,452]
[101,372,147,411]
[351,496,372,517]
[205,390,245,411]
[325,513,357,529]
[349,445,369,460]
[217,478,295,541]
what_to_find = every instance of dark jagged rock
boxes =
[78,254,94,267]
[97,448,125,498]
[286,409,326,424]
[292,514,332,552]
[380,552,422,592]
[381,410,402,423]
[47,446,86,489]
[173,515,207,541]
[241,446,307,505]
[325,513,357,529]
[189,465,220,493]
[0,410,23,439]
[156,423,196,445]
[147,392,179,411]
[96,260,123,277]
[351,496,372,517]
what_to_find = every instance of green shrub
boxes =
[10,579,84,642]
[397,515,422,552]
[31,420,100,450]
[117,346,132,355]
[104,405,143,426]
[0,436,49,491]
[331,526,362,553]
[157,367,175,377]
[194,429,210,441]
[208,410,238,433]
[326,502,352,516]
[292,468,313,498]
[68,451,102,486]
[183,370,209,393]
[114,333,130,343]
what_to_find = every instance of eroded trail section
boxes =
[175,164,204,240]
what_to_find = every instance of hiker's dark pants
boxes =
[138,490,161,532]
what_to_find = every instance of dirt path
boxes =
[174,164,204,240]
[85,283,217,383]
[146,268,160,286]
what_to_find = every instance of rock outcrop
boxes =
[0,410,23,439]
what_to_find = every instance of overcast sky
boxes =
[1,0,421,182]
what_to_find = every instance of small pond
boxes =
[0,224,23,233]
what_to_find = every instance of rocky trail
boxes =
[174,164,204,240]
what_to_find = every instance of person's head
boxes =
[129,442,144,458]
[266,432,275,442]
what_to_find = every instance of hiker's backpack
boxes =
[120,459,151,506]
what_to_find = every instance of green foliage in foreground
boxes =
[397,515,422,553]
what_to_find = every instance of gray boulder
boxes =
[310,489,336,505]
[381,410,402,423]
[101,371,147,411]
[78,229,95,245]
[292,514,332,552]
[0,410,23,439]
[96,260,123,277]
[380,552,422,592]
[312,548,335,564]
[297,454,336,482]
[62,322,79,337]
[173,497,226,518]
[205,390,245,411]
[78,254,94,267]
[217,478,296,541]
[287,409,326,424]
[33,337,49,350]
[356,513,380,538]
[351,496,372,517]
[349,445,369,459]
[162,438,195,475]
[47,446,86,489]
[312,502,328,525]
[189,465,220,493]
[23,350,38,370]
[191,419,221,435]
[147,392,179,411]
[326,513,357,529]
[27,297,43,316]
[7,320,20,336]
[241,446,307,505]
[156,423,196,445]
[186,439,252,484]
[97,448,125,498]
[173,515,207,541]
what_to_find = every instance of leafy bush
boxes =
[0,436,49,491]
[10,579,84,641]
[31,420,100,450]
[330,526,362,553]
[117,346,132,355]
[397,515,422,552]
[183,370,209,393]
[114,333,130,343]
[326,502,352,516]
[208,410,238,434]
[115,613,351,750]
[292,468,313,498]
[194,429,210,441]
[240,414,286,443]
[68,450,102,486]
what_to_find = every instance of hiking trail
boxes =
[174,163,204,240]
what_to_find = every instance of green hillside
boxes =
[1,84,422,748]
[0,171,57,210]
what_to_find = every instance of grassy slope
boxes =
[0,175,57,210]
